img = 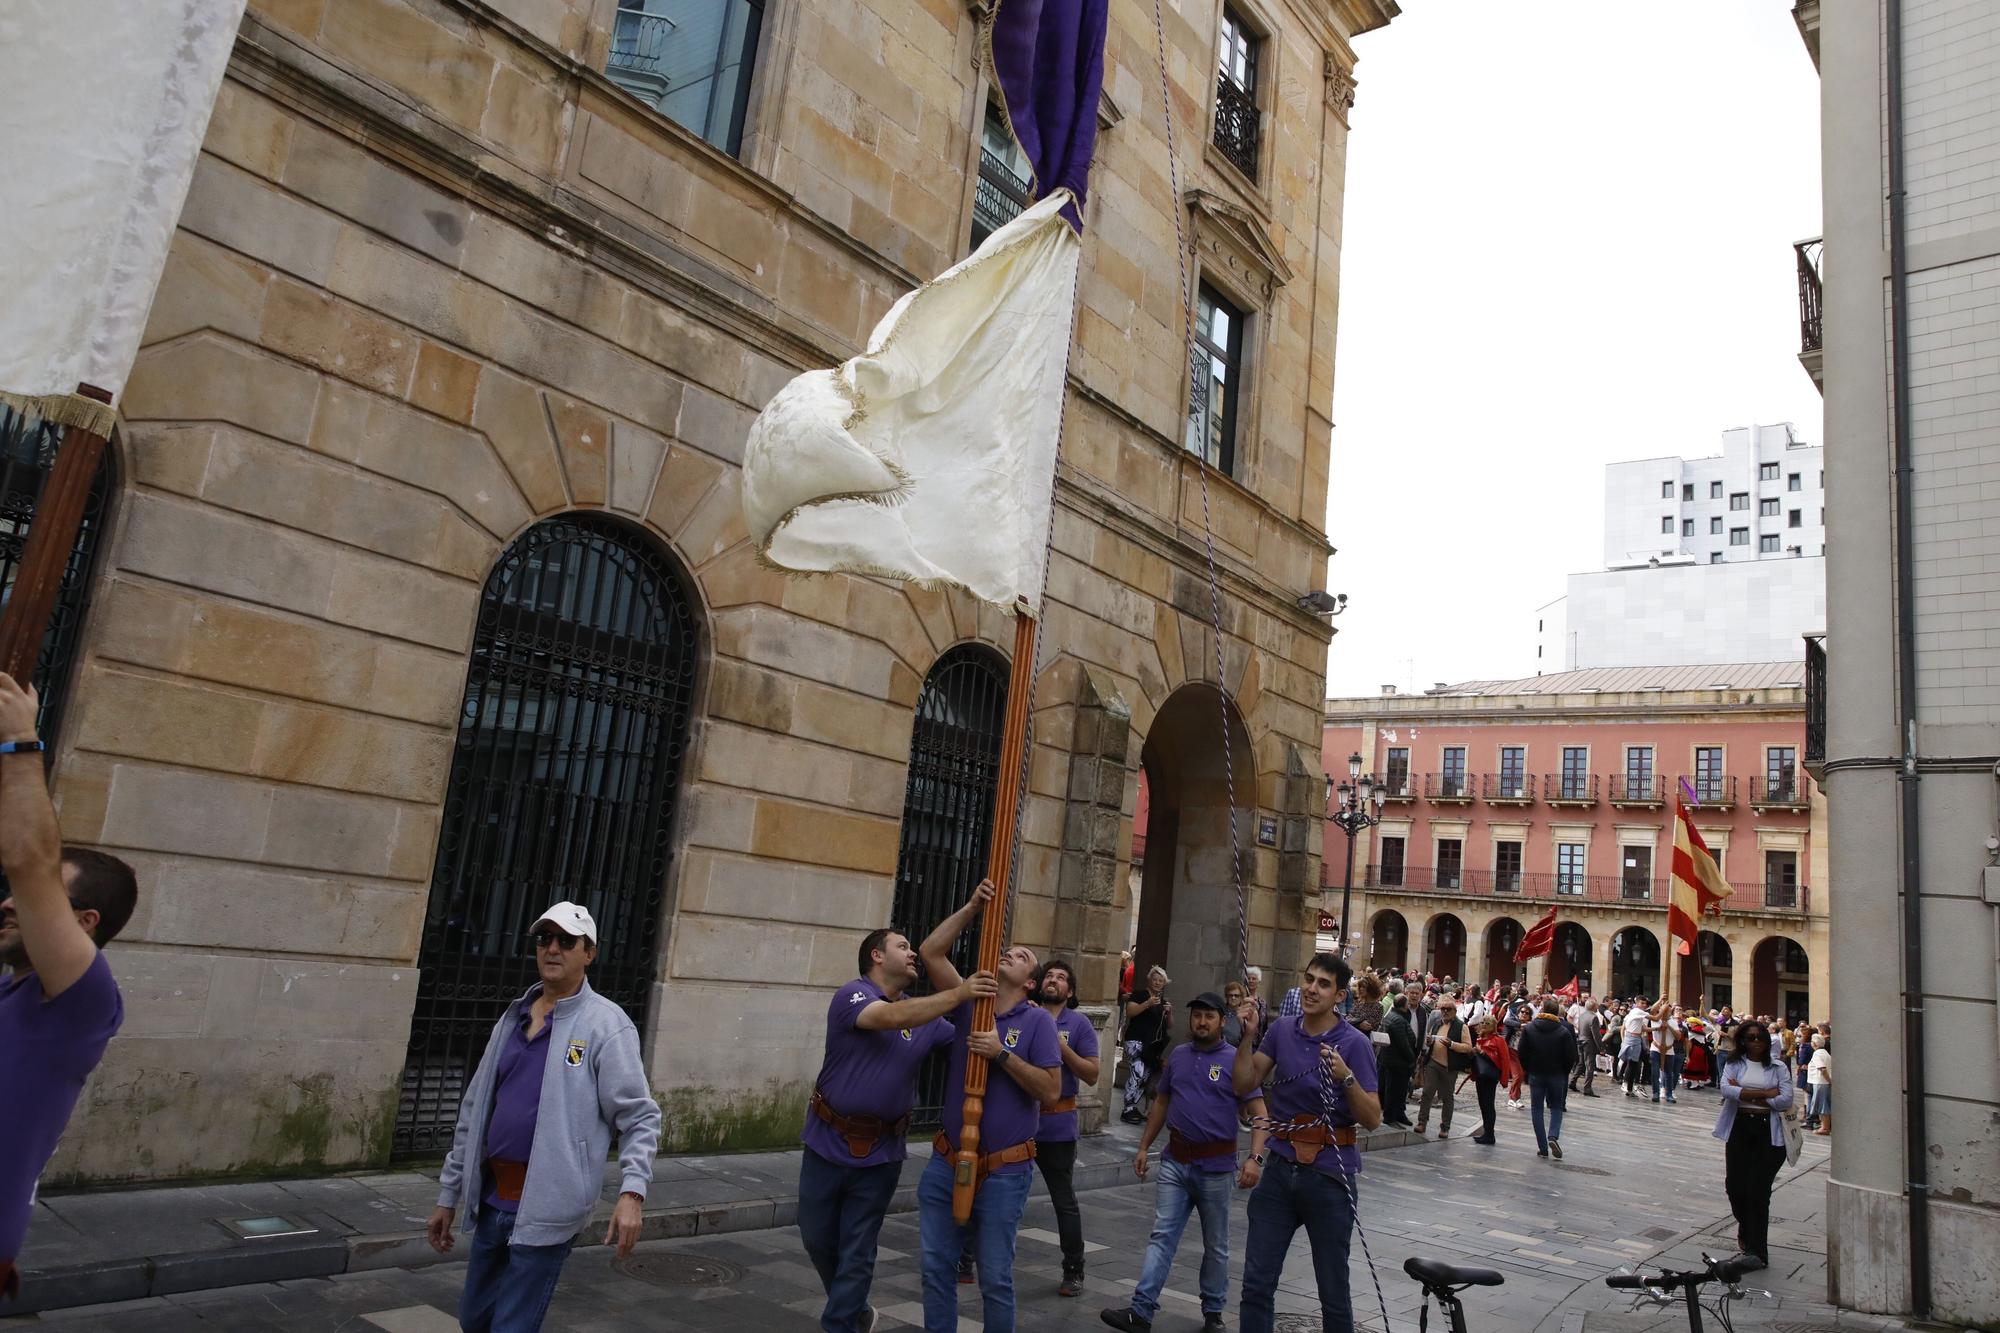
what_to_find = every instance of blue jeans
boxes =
[917,1151,1033,1332]
[1655,1052,1683,1100]
[1130,1157,1233,1320]
[1240,1155,1355,1333]
[458,1207,577,1333]
[799,1149,902,1332]
[1528,1073,1567,1153]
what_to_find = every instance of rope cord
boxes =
[1142,2,1391,1328]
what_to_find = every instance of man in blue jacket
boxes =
[427,901,662,1332]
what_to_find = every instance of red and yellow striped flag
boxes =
[1669,795,1731,952]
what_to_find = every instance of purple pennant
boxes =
[1679,777,1700,806]
[987,0,1109,230]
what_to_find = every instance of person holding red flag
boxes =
[1464,1015,1521,1146]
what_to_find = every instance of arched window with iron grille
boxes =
[891,642,1009,1127]
[0,407,110,747]
[395,514,701,1159]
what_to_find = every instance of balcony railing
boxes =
[1362,865,1811,914]
[1680,774,1738,809]
[1378,775,1416,801]
[1796,238,1823,355]
[1607,774,1665,805]
[1424,772,1475,802]
[1481,772,1536,804]
[1213,75,1260,178]
[971,148,1032,248]
[1750,775,1810,810]
[1543,772,1599,805]
[1804,634,1827,780]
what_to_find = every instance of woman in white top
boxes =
[1805,1033,1832,1135]
[1712,1019,1796,1262]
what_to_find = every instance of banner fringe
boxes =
[0,389,119,438]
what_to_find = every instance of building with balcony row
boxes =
[1322,664,1827,1023]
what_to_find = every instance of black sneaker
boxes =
[1550,1140,1563,1160]
[1060,1272,1085,1297]
[958,1256,976,1285]
[1203,1314,1228,1331]
[1100,1309,1152,1332]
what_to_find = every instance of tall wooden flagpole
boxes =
[0,384,112,683]
[951,601,1039,1225]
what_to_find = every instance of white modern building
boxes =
[1604,424,1825,567]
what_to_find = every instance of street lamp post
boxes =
[1326,751,1387,961]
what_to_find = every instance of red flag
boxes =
[1485,982,1500,1005]
[1513,905,1557,963]
[1554,975,1580,1001]
[1669,795,1732,951]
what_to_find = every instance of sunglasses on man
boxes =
[532,928,584,951]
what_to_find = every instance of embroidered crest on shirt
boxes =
[1004,1026,1021,1049]
[565,1040,587,1066]
[900,1028,913,1041]
[850,991,866,1003]
[1059,1029,1070,1046]
[1207,1063,1222,1082]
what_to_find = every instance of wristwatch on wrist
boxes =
[994,1047,1011,1066]
[1250,1151,1266,1165]
[1341,1073,1358,1088]
[0,740,45,756]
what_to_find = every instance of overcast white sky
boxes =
[1322,3,1824,697]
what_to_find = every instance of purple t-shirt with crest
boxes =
[1157,1040,1258,1172]
[1036,1007,1099,1144]
[1261,1013,1378,1177]
[803,976,954,1168]
[941,997,1059,1176]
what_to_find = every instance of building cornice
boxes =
[1325,690,1804,726]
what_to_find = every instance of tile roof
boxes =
[1424,662,1807,698]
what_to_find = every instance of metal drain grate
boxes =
[611,1253,745,1287]
[1276,1318,1324,1332]
[1641,1226,1679,1241]
[1772,1324,1844,1333]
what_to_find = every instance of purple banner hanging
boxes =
[987,0,1109,230]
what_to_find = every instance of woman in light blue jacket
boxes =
[1712,1019,1794,1263]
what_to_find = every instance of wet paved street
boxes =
[8,1088,1883,1332]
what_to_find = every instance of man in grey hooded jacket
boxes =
[428,901,661,1331]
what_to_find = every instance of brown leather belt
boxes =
[1041,1097,1077,1114]
[1166,1130,1237,1164]
[811,1089,909,1159]
[934,1131,1037,1185]
[1269,1115,1357,1165]
[485,1158,528,1202]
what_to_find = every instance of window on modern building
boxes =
[1499,746,1526,797]
[1787,509,1801,528]
[1621,845,1652,900]
[1378,835,1406,886]
[1437,838,1463,890]
[1682,518,1695,537]
[1710,480,1724,499]
[1385,746,1410,796]
[1560,745,1588,800]
[1185,283,1246,474]
[1759,461,1779,481]
[605,0,766,156]
[1758,497,1778,517]
[1730,527,1749,546]
[1556,843,1586,895]
[1495,840,1522,893]
[1625,745,1654,799]
[1661,480,1674,499]
[1759,534,1780,553]
[1788,472,1802,491]
[1682,483,1694,501]
[1730,492,1748,510]
[1710,551,1723,563]
[1764,850,1799,908]
[1441,746,1467,798]
[1695,745,1724,802]
[1710,516,1723,534]
[1660,516,1674,533]
[1767,746,1797,800]
[1213,8,1260,178]
[969,104,1033,249]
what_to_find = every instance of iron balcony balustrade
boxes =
[1542,772,1599,806]
[1679,774,1738,810]
[971,147,1032,248]
[1359,865,1811,914]
[1377,775,1417,802]
[1607,774,1665,807]
[1481,772,1536,805]
[1212,74,1260,178]
[606,6,674,103]
[1804,634,1827,781]
[1795,238,1824,391]
[1750,775,1811,811]
[1423,771,1476,803]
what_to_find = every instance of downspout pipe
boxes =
[1883,0,1931,1316]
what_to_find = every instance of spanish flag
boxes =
[1669,796,1731,953]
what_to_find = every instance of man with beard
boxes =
[1032,957,1100,1298]
[0,674,137,1304]
[917,882,1061,1333]
[799,926,997,1332]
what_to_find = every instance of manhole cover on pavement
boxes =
[611,1253,745,1287]
[1275,1318,1323,1332]
[1555,1163,1614,1177]
[1641,1226,1679,1241]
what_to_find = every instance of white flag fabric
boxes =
[0,0,248,430]
[742,190,1080,612]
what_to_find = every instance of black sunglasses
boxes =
[531,928,583,951]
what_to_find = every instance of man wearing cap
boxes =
[917,881,1061,1333]
[1032,957,1100,1299]
[798,926,995,1333]
[1101,992,1268,1333]
[427,902,661,1332]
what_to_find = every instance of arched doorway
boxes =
[1685,931,1732,1010]
[1134,683,1253,998]
[1609,926,1661,1001]
[1484,917,1523,986]
[396,515,701,1158]
[890,643,1009,1125]
[1549,922,1592,992]
[1752,936,1810,1024]
[1425,913,1465,980]
[1369,909,1408,971]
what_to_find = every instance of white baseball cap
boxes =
[530,901,597,946]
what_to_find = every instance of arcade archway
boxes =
[1369,909,1408,971]
[1683,931,1732,1010]
[1751,936,1810,1024]
[1609,925,1661,1001]
[1549,922,1592,992]
[1483,917,1523,986]
[1425,913,1466,980]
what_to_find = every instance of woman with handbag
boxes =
[1713,1019,1797,1263]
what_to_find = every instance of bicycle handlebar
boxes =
[1604,1275,1648,1289]
[1603,1255,1765,1294]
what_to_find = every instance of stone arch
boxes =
[1423,911,1467,980]
[1549,922,1593,992]
[1609,923,1663,1001]
[1750,934,1810,1024]
[1684,930,1733,1009]
[1483,916,1524,986]
[1368,908,1409,971]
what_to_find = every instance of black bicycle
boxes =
[1604,1252,1773,1333]
[1405,1257,1505,1333]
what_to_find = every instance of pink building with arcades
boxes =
[1321,663,1830,1023]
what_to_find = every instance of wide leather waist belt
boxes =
[485,1158,528,1202]
[1041,1097,1077,1115]
[1270,1116,1356,1165]
[812,1089,909,1159]
[934,1131,1037,1184]
[1166,1130,1237,1163]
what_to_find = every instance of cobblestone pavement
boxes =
[8,1089,1898,1333]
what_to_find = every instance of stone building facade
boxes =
[1322,665,1829,1020]
[30,0,1394,1182]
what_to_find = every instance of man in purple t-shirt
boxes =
[798,926,994,1333]
[1232,953,1382,1333]
[1031,957,1100,1297]
[0,673,136,1304]
[917,881,1060,1333]
[1102,991,1268,1333]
